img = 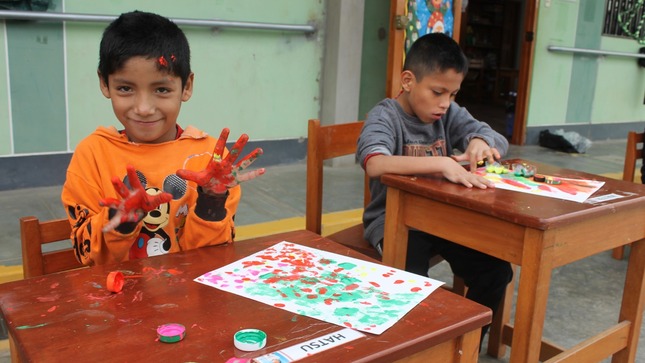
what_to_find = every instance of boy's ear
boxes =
[98,71,111,99]
[400,70,415,92]
[181,73,195,102]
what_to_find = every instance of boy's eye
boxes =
[432,90,443,96]
[156,87,171,94]
[116,85,132,92]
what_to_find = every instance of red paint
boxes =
[411,287,422,292]
[394,280,404,284]
[502,178,531,189]
[369,281,380,287]
[344,283,359,291]
[274,303,285,308]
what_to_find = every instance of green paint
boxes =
[16,323,48,329]
[337,262,357,270]
[334,307,359,317]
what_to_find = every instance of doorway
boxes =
[456,0,525,142]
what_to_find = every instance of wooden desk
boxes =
[381,159,645,362]
[0,230,491,363]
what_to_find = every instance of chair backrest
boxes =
[20,216,84,278]
[622,131,644,183]
[305,119,369,235]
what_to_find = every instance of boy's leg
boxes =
[406,230,513,339]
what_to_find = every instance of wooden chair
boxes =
[20,216,84,278]
[13,216,85,362]
[305,119,464,293]
[305,119,379,259]
[611,131,644,260]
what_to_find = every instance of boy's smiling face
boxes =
[398,68,464,124]
[99,56,194,144]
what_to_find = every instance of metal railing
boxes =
[547,45,645,59]
[0,10,317,34]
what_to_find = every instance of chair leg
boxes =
[487,264,516,358]
[612,246,625,260]
[10,333,22,363]
[452,275,466,296]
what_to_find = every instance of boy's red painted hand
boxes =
[99,165,173,232]
[176,128,265,195]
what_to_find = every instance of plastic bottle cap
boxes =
[234,329,267,351]
[157,323,186,343]
[106,271,124,293]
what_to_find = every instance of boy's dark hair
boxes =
[403,33,468,79]
[98,11,191,88]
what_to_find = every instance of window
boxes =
[603,0,645,42]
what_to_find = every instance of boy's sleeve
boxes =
[177,184,240,249]
[447,103,509,155]
[357,109,397,169]
[62,154,142,266]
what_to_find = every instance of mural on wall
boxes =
[405,0,455,52]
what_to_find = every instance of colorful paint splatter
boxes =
[475,168,605,203]
[194,242,443,334]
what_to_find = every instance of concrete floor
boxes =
[1,139,644,362]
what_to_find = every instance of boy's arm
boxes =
[365,154,493,189]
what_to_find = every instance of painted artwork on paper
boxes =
[475,168,605,203]
[194,242,444,335]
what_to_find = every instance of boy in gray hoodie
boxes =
[357,32,512,341]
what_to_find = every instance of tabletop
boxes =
[0,230,491,363]
[381,158,645,230]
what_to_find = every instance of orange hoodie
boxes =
[61,125,241,266]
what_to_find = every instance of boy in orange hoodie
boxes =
[62,11,263,266]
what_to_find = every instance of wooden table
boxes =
[381,159,645,363]
[0,230,491,363]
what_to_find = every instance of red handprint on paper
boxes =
[176,128,265,195]
[100,165,173,232]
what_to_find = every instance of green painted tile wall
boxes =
[7,19,66,153]
[0,23,10,155]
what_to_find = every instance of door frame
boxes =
[386,0,539,145]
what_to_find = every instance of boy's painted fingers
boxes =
[226,133,249,163]
[111,177,131,199]
[235,148,263,170]
[142,192,173,211]
[125,165,145,190]
[99,197,122,209]
[213,128,230,159]
[236,168,266,183]
[176,168,209,186]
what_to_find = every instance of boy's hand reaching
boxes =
[451,137,502,173]
[100,165,173,232]
[441,157,494,189]
[176,128,265,195]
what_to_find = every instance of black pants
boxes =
[403,230,513,342]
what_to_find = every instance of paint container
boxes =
[512,162,536,177]
[234,329,267,351]
[157,323,186,343]
[106,271,124,293]
[533,174,546,183]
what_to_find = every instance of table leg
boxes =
[383,187,409,269]
[487,264,517,357]
[509,229,554,363]
[612,238,645,363]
